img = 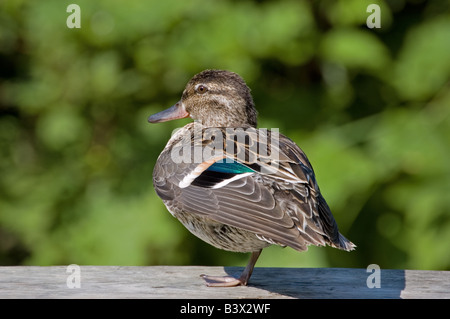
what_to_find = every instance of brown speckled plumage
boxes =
[148,70,355,287]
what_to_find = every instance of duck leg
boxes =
[200,250,262,287]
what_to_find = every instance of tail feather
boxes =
[317,194,356,251]
[334,233,356,251]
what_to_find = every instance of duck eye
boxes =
[196,84,208,94]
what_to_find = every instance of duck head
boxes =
[148,70,257,127]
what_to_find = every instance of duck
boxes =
[148,69,355,287]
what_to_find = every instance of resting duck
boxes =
[148,70,355,287]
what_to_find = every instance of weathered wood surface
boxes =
[0,266,448,299]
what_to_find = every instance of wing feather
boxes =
[153,124,355,251]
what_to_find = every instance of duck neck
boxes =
[193,104,257,128]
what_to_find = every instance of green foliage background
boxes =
[0,0,449,270]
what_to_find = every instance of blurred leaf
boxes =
[320,28,391,72]
[392,16,450,100]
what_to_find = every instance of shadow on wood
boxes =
[224,267,405,298]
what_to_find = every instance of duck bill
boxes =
[148,102,190,123]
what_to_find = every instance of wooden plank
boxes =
[0,266,448,299]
